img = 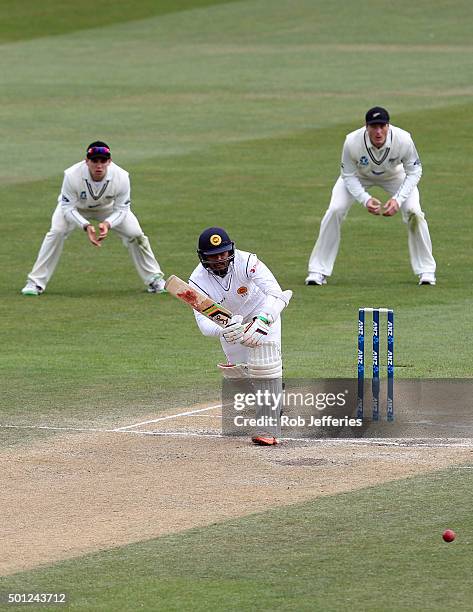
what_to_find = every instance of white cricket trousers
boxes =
[308,176,436,277]
[221,319,282,438]
[27,204,163,289]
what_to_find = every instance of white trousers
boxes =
[27,204,163,289]
[221,319,282,437]
[308,176,436,277]
[220,317,282,365]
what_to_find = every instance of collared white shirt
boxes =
[340,125,422,206]
[189,249,282,337]
[58,161,131,228]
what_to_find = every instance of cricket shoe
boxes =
[252,435,279,446]
[305,272,327,286]
[147,274,167,294]
[21,280,44,296]
[418,273,436,286]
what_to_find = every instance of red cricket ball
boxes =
[442,529,456,542]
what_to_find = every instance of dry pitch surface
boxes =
[2,404,472,576]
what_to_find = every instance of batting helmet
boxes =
[197,227,235,277]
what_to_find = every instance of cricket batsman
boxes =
[189,227,292,446]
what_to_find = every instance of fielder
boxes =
[21,141,166,295]
[189,227,292,446]
[306,107,436,286]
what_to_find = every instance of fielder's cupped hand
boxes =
[366,198,382,215]
[382,198,400,216]
[241,315,271,348]
[85,224,101,247]
[98,221,110,241]
[221,315,244,344]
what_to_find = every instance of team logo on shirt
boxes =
[359,156,369,166]
[80,191,87,200]
[237,286,248,295]
[210,234,222,246]
[249,260,259,274]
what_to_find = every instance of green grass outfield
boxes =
[0,0,472,608]
[1,468,473,611]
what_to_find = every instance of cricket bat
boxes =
[165,275,233,327]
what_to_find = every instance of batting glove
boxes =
[241,314,272,348]
[221,315,244,344]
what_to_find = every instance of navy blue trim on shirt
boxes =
[208,270,233,292]
[188,278,211,297]
[364,130,391,165]
[85,179,110,201]
[245,253,254,279]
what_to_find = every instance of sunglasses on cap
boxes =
[87,146,111,158]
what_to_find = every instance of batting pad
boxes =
[248,342,282,379]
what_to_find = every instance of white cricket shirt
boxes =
[341,125,422,206]
[59,161,131,228]
[189,249,283,337]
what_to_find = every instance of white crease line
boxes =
[0,423,222,438]
[1,424,117,433]
[113,404,222,431]
[280,437,473,447]
[1,424,473,447]
[119,429,222,438]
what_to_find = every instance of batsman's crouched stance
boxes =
[189,227,292,446]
